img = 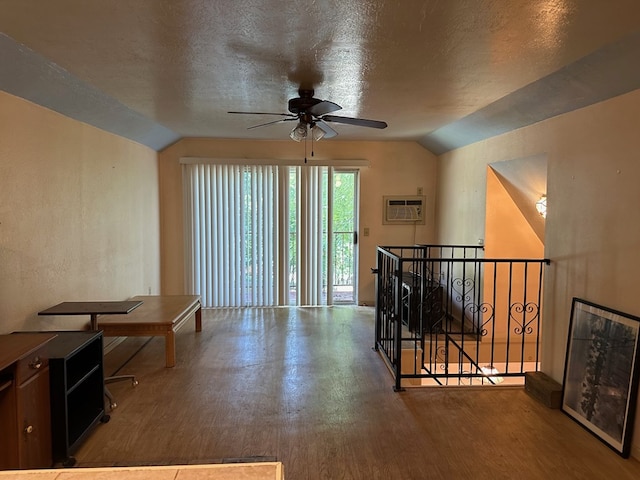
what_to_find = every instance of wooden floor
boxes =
[74,307,640,479]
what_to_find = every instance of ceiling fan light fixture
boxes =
[311,124,325,141]
[290,122,307,142]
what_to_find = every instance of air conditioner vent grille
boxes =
[383,195,425,224]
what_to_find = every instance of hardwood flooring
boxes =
[74,307,640,479]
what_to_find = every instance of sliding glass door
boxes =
[184,163,358,307]
[331,170,358,304]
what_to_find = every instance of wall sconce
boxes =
[536,194,547,218]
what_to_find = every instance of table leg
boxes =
[195,305,202,332]
[166,331,176,368]
[90,313,99,331]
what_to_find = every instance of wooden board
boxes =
[0,462,284,479]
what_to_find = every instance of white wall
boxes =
[0,91,161,333]
[435,88,640,459]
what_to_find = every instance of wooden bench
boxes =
[97,295,201,368]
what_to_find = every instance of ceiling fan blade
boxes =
[321,115,387,129]
[314,120,338,139]
[247,117,297,129]
[308,100,342,117]
[228,111,296,117]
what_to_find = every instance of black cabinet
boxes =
[46,331,108,465]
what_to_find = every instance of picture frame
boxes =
[562,297,640,457]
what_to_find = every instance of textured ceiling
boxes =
[1,0,640,152]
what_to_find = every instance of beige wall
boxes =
[483,168,545,347]
[436,88,640,459]
[158,138,437,305]
[485,168,544,259]
[0,92,160,334]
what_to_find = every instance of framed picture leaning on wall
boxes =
[562,297,640,457]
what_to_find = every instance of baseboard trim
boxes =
[103,336,126,355]
[631,442,640,461]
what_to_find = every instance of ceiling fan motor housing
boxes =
[288,89,321,114]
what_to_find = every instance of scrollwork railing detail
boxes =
[450,277,475,303]
[463,302,495,336]
[510,302,540,335]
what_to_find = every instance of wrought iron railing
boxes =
[333,231,355,288]
[373,245,550,390]
[288,230,355,303]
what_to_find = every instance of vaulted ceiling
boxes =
[2,1,640,152]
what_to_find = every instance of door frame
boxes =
[329,168,359,305]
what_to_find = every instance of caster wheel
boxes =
[110,401,117,410]
[101,414,111,423]
[62,457,76,467]
[132,379,139,387]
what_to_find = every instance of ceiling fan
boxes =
[228,89,387,142]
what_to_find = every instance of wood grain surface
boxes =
[73,307,640,479]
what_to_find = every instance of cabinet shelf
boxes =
[67,364,100,395]
[67,369,104,449]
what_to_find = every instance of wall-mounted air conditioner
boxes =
[383,195,425,224]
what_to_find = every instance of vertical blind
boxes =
[296,166,327,305]
[183,163,328,308]
[183,164,278,307]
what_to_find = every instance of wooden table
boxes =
[97,295,202,368]
[0,462,284,479]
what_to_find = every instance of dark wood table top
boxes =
[38,301,143,317]
[38,301,143,330]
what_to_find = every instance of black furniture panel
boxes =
[46,331,108,466]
